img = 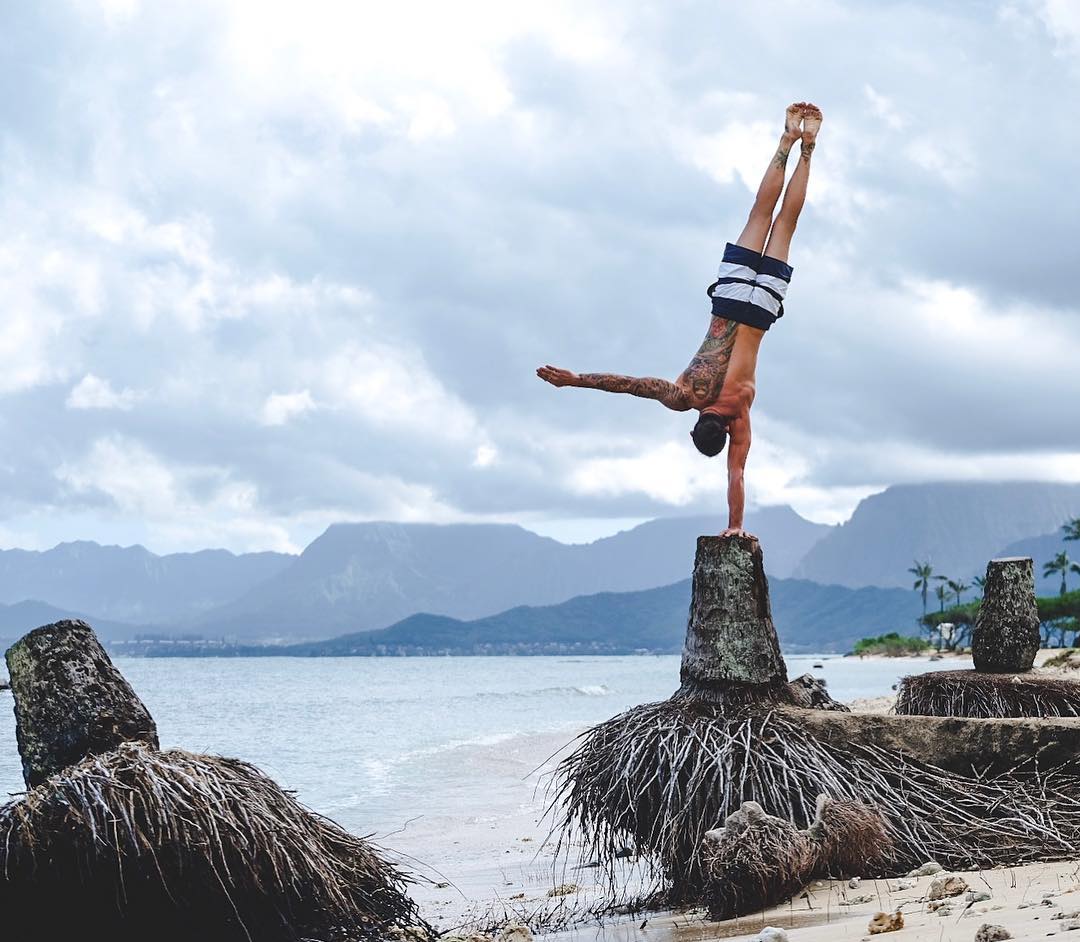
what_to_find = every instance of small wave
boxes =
[574,684,610,696]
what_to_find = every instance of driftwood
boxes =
[5,620,158,786]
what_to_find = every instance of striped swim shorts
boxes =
[706,242,794,331]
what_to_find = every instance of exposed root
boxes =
[895,670,1080,718]
[550,700,1080,902]
[0,742,425,942]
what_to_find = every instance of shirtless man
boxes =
[537,102,821,538]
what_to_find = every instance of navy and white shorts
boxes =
[706,242,794,331]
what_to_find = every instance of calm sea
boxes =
[0,654,966,904]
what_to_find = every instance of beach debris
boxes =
[909,860,944,877]
[614,844,634,858]
[928,874,970,899]
[895,669,1080,718]
[701,800,815,919]
[841,893,876,905]
[389,927,434,942]
[787,673,850,712]
[966,890,992,903]
[848,875,861,888]
[972,557,1040,673]
[974,926,1012,941]
[546,883,579,897]
[498,922,533,942]
[868,910,904,934]
[701,794,892,919]
[755,929,789,942]
[4,619,158,786]
[897,879,917,889]
[0,620,425,942]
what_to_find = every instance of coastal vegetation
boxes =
[906,516,1080,650]
[851,632,931,657]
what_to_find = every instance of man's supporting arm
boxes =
[537,365,690,411]
[724,413,752,534]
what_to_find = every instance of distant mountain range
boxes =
[191,506,826,640]
[275,576,922,656]
[793,482,1080,589]
[0,542,291,624]
[0,481,1077,649]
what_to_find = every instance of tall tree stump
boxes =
[972,557,1040,674]
[4,620,159,787]
[675,535,793,705]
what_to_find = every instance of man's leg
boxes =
[734,102,805,253]
[762,104,822,263]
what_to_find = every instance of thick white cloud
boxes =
[0,0,1077,552]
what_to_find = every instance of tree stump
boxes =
[971,557,1040,674]
[4,620,159,787]
[675,535,793,705]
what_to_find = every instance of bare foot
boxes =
[783,102,805,143]
[800,103,822,153]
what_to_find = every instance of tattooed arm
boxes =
[536,365,690,411]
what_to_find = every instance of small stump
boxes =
[972,558,1040,673]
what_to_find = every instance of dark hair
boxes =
[691,413,728,457]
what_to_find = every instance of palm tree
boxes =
[1043,551,1079,596]
[908,559,934,618]
[973,575,986,593]
[1063,517,1080,543]
[947,579,970,607]
[934,583,949,613]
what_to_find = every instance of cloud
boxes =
[0,1,1077,552]
[261,390,316,426]
[67,374,139,410]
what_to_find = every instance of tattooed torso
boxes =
[676,316,741,408]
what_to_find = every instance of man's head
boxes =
[691,412,728,457]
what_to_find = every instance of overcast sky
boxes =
[1,0,1079,553]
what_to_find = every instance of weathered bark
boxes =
[675,535,793,704]
[5,620,159,787]
[784,705,1080,776]
[972,557,1040,673]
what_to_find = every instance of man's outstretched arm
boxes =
[537,365,690,412]
[722,413,753,537]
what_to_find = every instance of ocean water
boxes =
[0,654,966,903]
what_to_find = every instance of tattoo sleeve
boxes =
[576,374,690,411]
[772,145,791,171]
